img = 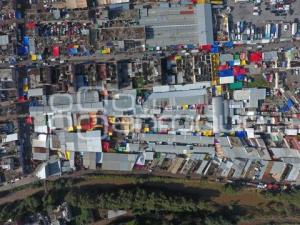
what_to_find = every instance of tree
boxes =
[26,197,41,211]
[74,208,93,225]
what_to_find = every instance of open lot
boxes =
[228,0,300,26]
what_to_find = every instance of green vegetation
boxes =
[247,74,269,88]
[223,183,242,195]
[1,175,300,225]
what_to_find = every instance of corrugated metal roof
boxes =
[33,152,49,161]
[59,131,102,153]
[52,113,72,129]
[139,4,213,46]
[270,148,300,159]
[263,51,278,61]
[28,88,43,97]
[102,153,138,171]
[144,88,207,107]
[233,88,266,108]
[30,102,104,115]
[222,146,262,160]
[0,35,9,46]
[270,161,286,177]
[220,54,234,63]
[50,91,99,106]
[286,164,300,182]
[83,152,97,169]
[231,159,247,179]
[139,133,214,145]
[212,96,224,133]
[196,160,209,175]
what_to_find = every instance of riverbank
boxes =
[1,173,300,225]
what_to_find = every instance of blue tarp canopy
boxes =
[15,10,22,19]
[224,41,234,48]
[187,44,195,49]
[280,99,294,112]
[76,75,88,90]
[18,46,29,56]
[68,48,78,55]
[211,42,220,53]
[287,99,294,108]
[218,69,233,77]
[235,131,247,138]
[236,75,245,81]
[228,61,235,67]
[23,36,30,46]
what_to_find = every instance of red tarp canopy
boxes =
[250,52,262,63]
[240,68,247,74]
[233,66,241,76]
[233,66,247,76]
[102,141,110,152]
[26,22,36,30]
[18,96,26,102]
[218,65,229,71]
[52,46,60,57]
[25,116,33,125]
[80,119,93,131]
[201,44,212,52]
[168,55,176,61]
[67,44,74,50]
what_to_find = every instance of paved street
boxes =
[0,176,37,192]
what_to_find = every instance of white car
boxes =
[253,6,261,15]
[257,183,267,189]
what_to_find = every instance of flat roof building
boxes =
[102,153,138,171]
[139,4,214,47]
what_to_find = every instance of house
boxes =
[0,157,14,170]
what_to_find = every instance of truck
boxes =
[240,21,245,33]
[292,22,298,36]
[270,24,277,39]
[237,21,241,34]
[265,24,271,39]
[274,24,279,39]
